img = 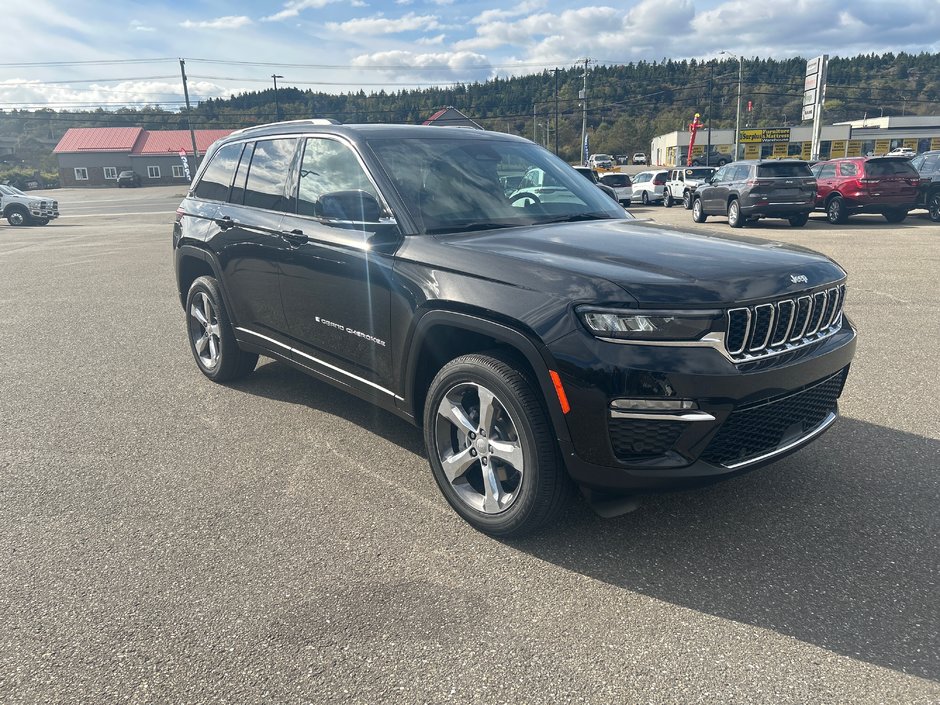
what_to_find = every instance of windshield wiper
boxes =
[425,222,521,235]
[535,212,614,225]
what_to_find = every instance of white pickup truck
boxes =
[0,184,59,226]
[663,166,717,209]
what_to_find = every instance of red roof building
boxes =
[53,127,234,188]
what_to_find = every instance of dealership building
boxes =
[650,115,940,166]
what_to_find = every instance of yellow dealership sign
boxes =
[739,128,791,143]
[801,142,812,159]
[830,140,847,157]
[875,139,891,155]
[903,138,918,150]
[931,137,940,150]
[772,143,788,158]
[744,143,761,159]
[847,140,863,157]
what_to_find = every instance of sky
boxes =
[1,0,938,111]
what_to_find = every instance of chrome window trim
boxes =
[235,327,403,400]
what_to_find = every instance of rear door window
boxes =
[242,138,299,212]
[817,163,837,179]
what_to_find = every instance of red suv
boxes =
[812,157,920,224]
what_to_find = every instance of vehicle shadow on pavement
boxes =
[508,417,940,682]
[228,362,938,681]
[229,359,427,457]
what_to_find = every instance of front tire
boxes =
[928,191,940,222]
[692,197,707,222]
[185,276,258,383]
[682,190,693,209]
[664,190,673,207]
[423,353,570,537]
[727,199,744,228]
[641,191,650,205]
[6,206,28,226]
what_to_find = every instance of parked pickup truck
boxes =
[0,184,59,226]
[663,167,716,209]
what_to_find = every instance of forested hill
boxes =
[3,51,939,175]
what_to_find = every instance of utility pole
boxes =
[179,59,200,161]
[272,74,284,121]
[553,67,560,156]
[580,58,590,165]
[706,62,713,166]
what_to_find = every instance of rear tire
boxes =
[727,199,744,228]
[664,190,673,207]
[788,213,809,227]
[692,197,707,223]
[826,196,847,224]
[423,353,571,537]
[185,276,258,383]
[641,191,649,205]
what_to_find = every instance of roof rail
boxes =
[230,118,341,136]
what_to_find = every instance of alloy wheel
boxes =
[189,292,222,370]
[434,382,525,515]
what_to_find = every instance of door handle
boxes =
[282,229,308,245]
[215,215,237,231]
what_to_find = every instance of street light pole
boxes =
[721,51,743,161]
[272,74,284,121]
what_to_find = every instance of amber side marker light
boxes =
[549,370,571,414]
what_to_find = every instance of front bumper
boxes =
[548,317,857,491]
[27,201,59,219]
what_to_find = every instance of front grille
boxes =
[700,368,848,467]
[609,419,685,461]
[726,284,845,361]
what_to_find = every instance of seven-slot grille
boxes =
[725,284,845,360]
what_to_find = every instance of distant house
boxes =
[423,107,484,130]
[53,128,233,187]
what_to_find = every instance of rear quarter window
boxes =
[865,159,920,177]
[193,143,244,201]
[757,163,813,178]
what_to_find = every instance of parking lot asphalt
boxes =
[1,186,938,704]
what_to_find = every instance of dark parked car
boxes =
[811,157,920,224]
[117,170,140,187]
[908,150,940,222]
[572,166,621,205]
[173,121,856,536]
[692,160,816,227]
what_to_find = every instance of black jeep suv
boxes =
[910,150,940,221]
[692,159,817,228]
[173,121,856,537]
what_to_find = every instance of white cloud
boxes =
[416,34,447,46]
[180,16,252,30]
[262,0,342,21]
[327,12,442,35]
[0,78,237,111]
[471,1,547,25]
[351,50,492,81]
[130,20,155,32]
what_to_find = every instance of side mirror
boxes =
[318,190,383,222]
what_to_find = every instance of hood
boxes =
[440,219,845,306]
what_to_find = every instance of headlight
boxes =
[577,306,719,341]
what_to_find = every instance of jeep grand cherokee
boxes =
[173,121,857,537]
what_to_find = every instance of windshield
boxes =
[367,136,626,234]
[0,184,25,195]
